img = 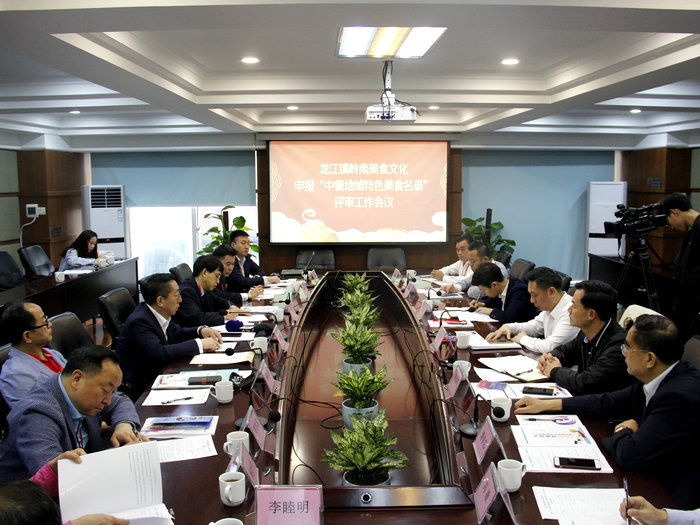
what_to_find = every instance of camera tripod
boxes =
[615,234,662,312]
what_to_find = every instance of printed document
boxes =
[533,486,627,523]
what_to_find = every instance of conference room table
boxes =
[135,288,674,525]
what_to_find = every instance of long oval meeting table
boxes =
[135,271,674,524]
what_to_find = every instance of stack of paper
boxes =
[190,352,255,365]
[470,332,522,351]
[59,441,174,525]
[473,382,572,400]
[478,355,545,381]
[511,415,613,473]
[151,369,251,389]
[532,486,627,523]
[142,389,210,406]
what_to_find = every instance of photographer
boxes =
[658,193,700,340]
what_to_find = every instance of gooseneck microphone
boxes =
[225,319,244,332]
[459,393,505,437]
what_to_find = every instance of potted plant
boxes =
[461,213,516,261]
[340,272,370,295]
[343,301,380,328]
[342,289,377,312]
[334,365,391,428]
[331,321,382,374]
[198,205,259,255]
[322,408,408,486]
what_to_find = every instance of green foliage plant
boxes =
[461,216,516,260]
[342,289,376,312]
[343,301,380,329]
[331,321,382,364]
[198,205,259,255]
[333,365,391,409]
[322,408,408,486]
[339,272,370,295]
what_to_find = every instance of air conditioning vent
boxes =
[90,186,123,208]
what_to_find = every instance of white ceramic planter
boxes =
[342,357,372,375]
[341,398,379,429]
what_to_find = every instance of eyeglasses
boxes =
[29,315,50,331]
[620,342,649,357]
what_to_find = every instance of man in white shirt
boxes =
[431,235,472,283]
[442,241,508,297]
[487,266,579,353]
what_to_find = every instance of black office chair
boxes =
[509,258,535,281]
[682,336,700,369]
[0,251,25,290]
[556,270,572,294]
[169,262,193,284]
[47,312,94,359]
[295,249,335,270]
[98,287,137,342]
[366,247,407,270]
[494,249,512,269]
[18,245,55,279]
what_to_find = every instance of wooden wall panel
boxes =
[17,150,87,266]
[257,146,462,273]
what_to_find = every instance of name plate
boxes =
[415,299,428,319]
[308,270,318,283]
[391,268,402,283]
[473,416,506,465]
[256,485,323,525]
[286,303,300,324]
[243,405,275,454]
[272,325,289,352]
[473,463,518,525]
[228,440,260,487]
[260,360,281,397]
[402,281,416,298]
[431,326,448,354]
[443,367,463,398]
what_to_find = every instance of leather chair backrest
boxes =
[98,287,137,340]
[509,258,536,281]
[366,247,407,270]
[18,245,55,278]
[295,249,335,270]
[0,251,24,290]
[47,312,93,359]
[682,336,700,369]
[494,249,512,269]
[556,270,572,294]
[169,262,193,284]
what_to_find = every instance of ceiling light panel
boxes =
[338,26,445,58]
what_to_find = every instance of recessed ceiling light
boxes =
[338,26,446,58]
[630,108,642,114]
[69,110,81,114]
[287,105,299,111]
[428,105,440,110]
[241,57,259,64]
[501,58,519,66]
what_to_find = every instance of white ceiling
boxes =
[1,1,700,151]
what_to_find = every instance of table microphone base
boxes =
[459,421,481,437]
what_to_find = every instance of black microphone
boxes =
[251,321,274,337]
[302,250,316,279]
[225,319,244,332]
[459,393,505,437]
[427,287,443,299]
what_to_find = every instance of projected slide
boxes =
[269,141,448,244]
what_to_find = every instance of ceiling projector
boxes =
[365,60,418,123]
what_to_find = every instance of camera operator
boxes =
[658,192,700,340]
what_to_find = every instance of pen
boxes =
[624,477,631,525]
[515,369,533,376]
[133,428,142,442]
[161,396,193,405]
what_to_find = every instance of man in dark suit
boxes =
[657,192,700,340]
[469,262,538,323]
[116,273,222,397]
[212,244,263,305]
[174,254,241,328]
[516,314,700,509]
[0,346,141,482]
[537,280,633,395]
[226,230,280,293]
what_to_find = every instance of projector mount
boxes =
[365,60,418,122]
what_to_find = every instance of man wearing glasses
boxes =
[0,302,66,408]
[515,314,700,510]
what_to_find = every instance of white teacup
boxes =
[453,360,471,380]
[214,380,234,404]
[491,397,512,423]
[209,519,243,525]
[97,258,108,268]
[106,254,115,265]
[223,431,249,456]
[54,271,65,283]
[497,458,527,492]
[218,471,246,507]
[455,331,471,349]
[406,269,417,281]
[252,336,268,354]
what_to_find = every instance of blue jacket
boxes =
[0,347,67,408]
[174,277,228,328]
[0,373,139,482]
[483,277,538,323]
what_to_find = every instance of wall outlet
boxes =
[26,203,38,218]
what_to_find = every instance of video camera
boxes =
[603,203,667,238]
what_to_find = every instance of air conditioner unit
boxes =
[82,185,127,258]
